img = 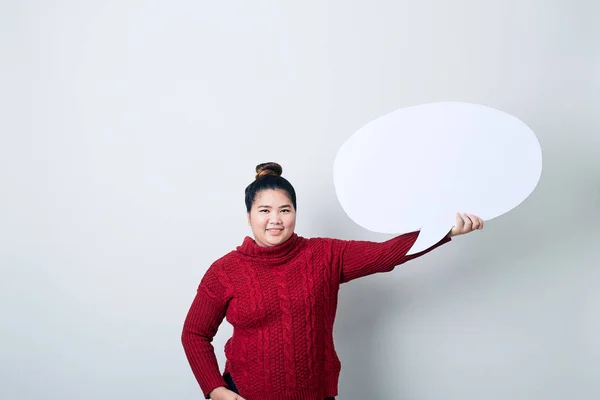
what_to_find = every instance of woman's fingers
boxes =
[451,213,484,237]
[455,212,464,230]
[208,387,244,400]
[467,213,480,230]
[462,213,473,232]
[469,214,484,230]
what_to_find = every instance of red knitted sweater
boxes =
[181,231,451,400]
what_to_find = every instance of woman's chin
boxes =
[264,231,290,246]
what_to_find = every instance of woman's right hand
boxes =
[209,386,246,400]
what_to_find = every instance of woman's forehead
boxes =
[254,189,292,205]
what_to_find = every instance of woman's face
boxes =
[247,189,296,247]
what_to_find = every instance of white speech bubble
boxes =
[333,102,542,254]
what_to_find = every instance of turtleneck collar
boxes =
[235,233,305,265]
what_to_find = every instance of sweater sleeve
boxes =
[181,262,232,398]
[335,230,451,283]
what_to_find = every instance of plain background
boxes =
[1,1,599,399]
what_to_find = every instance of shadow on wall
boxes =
[333,252,482,399]
[329,203,544,398]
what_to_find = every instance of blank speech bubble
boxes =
[333,102,542,254]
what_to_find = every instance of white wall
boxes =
[1,1,598,399]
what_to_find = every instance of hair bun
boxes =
[255,162,283,180]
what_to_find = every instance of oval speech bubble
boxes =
[333,102,542,254]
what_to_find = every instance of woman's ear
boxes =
[247,212,251,226]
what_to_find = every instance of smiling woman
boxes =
[181,162,483,400]
[245,163,298,247]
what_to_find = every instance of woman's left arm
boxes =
[336,213,483,283]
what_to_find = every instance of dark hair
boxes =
[244,162,297,212]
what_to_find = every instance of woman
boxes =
[181,162,483,400]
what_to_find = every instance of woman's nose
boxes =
[269,212,282,223]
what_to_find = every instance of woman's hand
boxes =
[448,213,484,237]
[209,386,246,400]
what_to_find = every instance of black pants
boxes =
[224,373,335,400]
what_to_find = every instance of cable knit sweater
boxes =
[181,231,451,400]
